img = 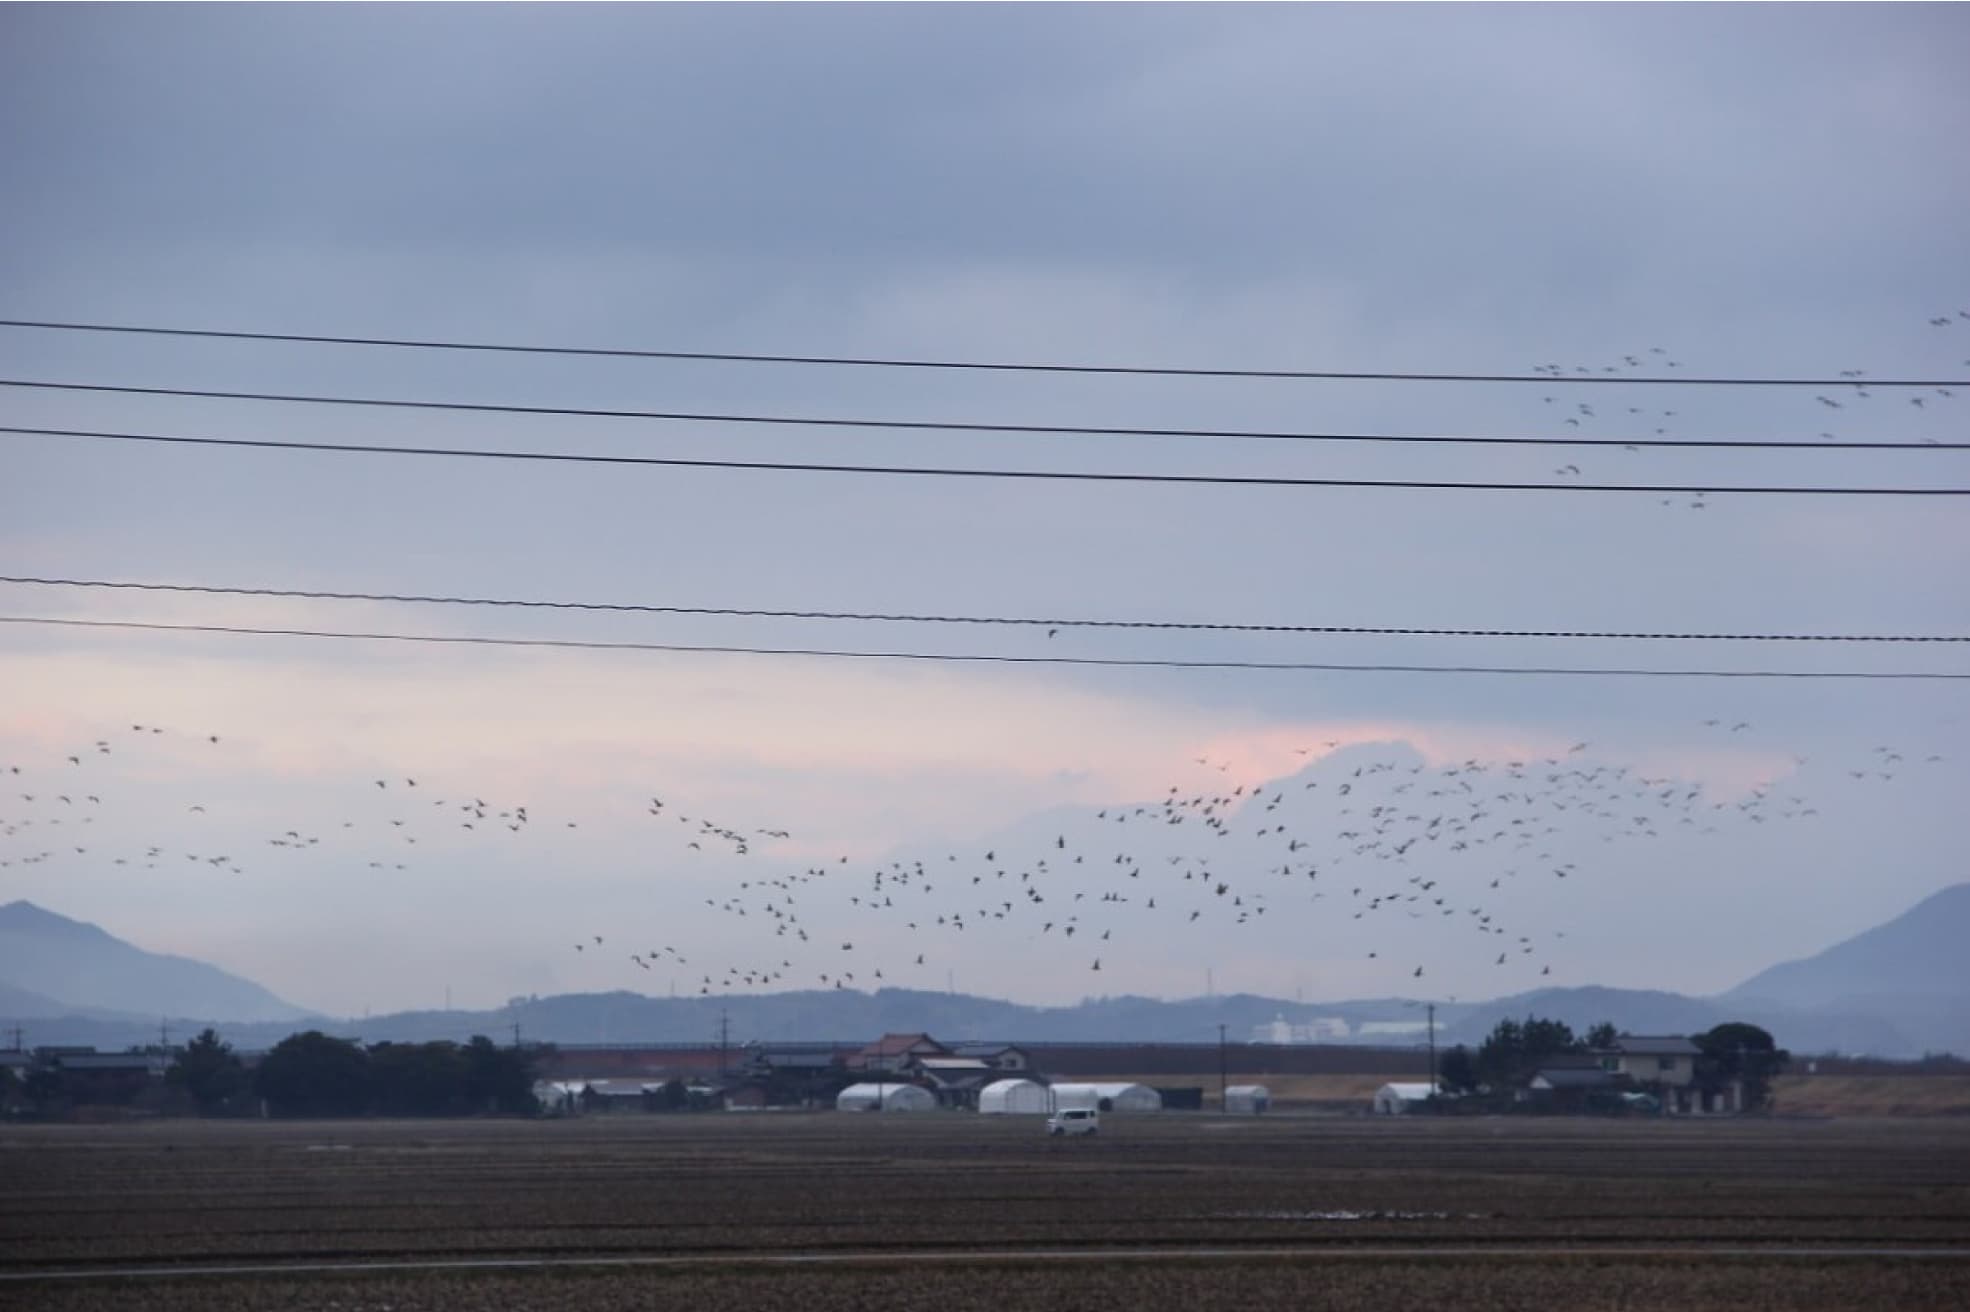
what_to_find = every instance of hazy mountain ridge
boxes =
[3,887,1964,1057]
[0,900,314,1025]
[1726,883,1970,1007]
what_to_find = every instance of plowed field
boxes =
[4,1113,1967,1309]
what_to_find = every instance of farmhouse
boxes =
[951,1042,1036,1074]
[1509,1036,1743,1115]
[736,1046,847,1107]
[1595,1035,1739,1114]
[1525,1066,1626,1113]
[855,1033,950,1073]
[911,1056,997,1108]
[1598,1035,1697,1084]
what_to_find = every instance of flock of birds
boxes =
[1524,316,1964,508]
[4,324,1961,997]
[1,719,1948,999]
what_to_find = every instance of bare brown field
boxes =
[1772,1076,1970,1118]
[3,1114,1967,1309]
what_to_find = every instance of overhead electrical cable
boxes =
[0,377,1964,450]
[3,615,1963,680]
[3,425,1962,496]
[0,317,1962,389]
[3,576,1962,645]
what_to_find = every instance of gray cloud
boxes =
[2,4,1966,1013]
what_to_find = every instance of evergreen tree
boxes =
[168,1028,248,1115]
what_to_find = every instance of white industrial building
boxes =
[1223,1084,1271,1114]
[1358,1020,1430,1040]
[835,1082,938,1112]
[1047,1082,1162,1113]
[976,1078,1052,1115]
[1371,1082,1437,1114]
[1250,1014,1352,1044]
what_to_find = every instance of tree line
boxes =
[239,1030,544,1116]
[0,1028,547,1118]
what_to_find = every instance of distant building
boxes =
[734,1046,847,1107]
[1224,1084,1270,1114]
[977,1078,1051,1115]
[1047,1082,1161,1113]
[1357,1021,1429,1040]
[951,1042,1037,1074]
[836,1082,937,1112]
[1595,1034,1739,1115]
[910,1056,996,1108]
[855,1033,949,1074]
[45,1051,173,1107]
[1525,1067,1625,1114]
[1250,1014,1351,1044]
[1371,1082,1437,1114]
[1511,1036,1739,1116]
[1597,1035,1698,1087]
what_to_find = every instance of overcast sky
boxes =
[2,4,1966,1020]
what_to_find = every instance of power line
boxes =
[5,614,1963,679]
[1,317,1962,389]
[2,376,1964,451]
[5,425,1963,496]
[4,575,1962,645]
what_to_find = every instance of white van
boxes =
[1047,1107,1100,1137]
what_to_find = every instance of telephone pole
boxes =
[717,1009,730,1079]
[1217,1022,1228,1111]
[1427,1003,1438,1093]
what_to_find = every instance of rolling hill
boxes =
[0,900,313,1024]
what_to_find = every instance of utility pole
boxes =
[158,1018,170,1051]
[1218,1022,1228,1111]
[6,1024,24,1052]
[717,1009,730,1080]
[1427,1003,1438,1094]
[511,1021,522,1049]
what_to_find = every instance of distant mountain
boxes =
[369,988,1424,1048]
[1721,882,1970,1056]
[1726,883,1970,1008]
[1438,985,1727,1047]
[1434,984,1917,1059]
[0,901,313,1024]
[0,979,80,1019]
[7,885,1965,1058]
